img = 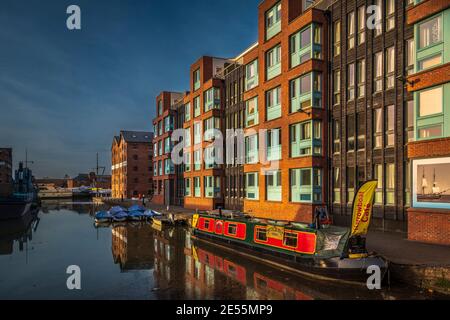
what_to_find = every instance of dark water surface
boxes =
[0,203,441,300]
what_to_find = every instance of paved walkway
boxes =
[367,230,450,266]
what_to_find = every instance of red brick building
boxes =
[111,131,154,199]
[0,148,13,198]
[152,91,184,205]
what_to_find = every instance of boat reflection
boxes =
[0,209,39,256]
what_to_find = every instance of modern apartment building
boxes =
[111,130,154,199]
[149,0,450,245]
[404,0,450,245]
[328,0,414,232]
[0,148,13,198]
[183,56,231,211]
[152,91,184,206]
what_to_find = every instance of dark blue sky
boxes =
[0,0,259,178]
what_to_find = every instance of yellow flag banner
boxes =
[351,181,378,237]
[192,214,199,229]
[267,226,284,240]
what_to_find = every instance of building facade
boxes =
[152,91,184,206]
[405,0,450,245]
[0,148,13,198]
[111,131,154,199]
[183,56,231,211]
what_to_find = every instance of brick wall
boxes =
[407,0,450,25]
[407,63,450,92]
[408,208,450,245]
[408,137,450,159]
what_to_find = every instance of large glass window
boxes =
[406,38,415,75]
[386,0,395,31]
[333,69,340,105]
[386,105,395,147]
[290,121,322,157]
[290,72,322,113]
[357,112,365,150]
[193,122,202,145]
[266,171,282,202]
[245,172,259,200]
[347,114,355,152]
[266,2,282,40]
[418,86,443,117]
[417,86,443,140]
[374,0,382,37]
[333,167,341,203]
[185,178,191,196]
[245,60,259,91]
[348,11,355,50]
[194,177,201,197]
[357,59,365,98]
[374,164,383,205]
[194,149,202,171]
[193,96,200,118]
[266,45,281,80]
[204,88,220,112]
[245,134,259,164]
[418,16,442,49]
[333,20,341,56]
[290,168,322,203]
[204,176,220,198]
[185,103,191,122]
[245,97,259,127]
[193,69,201,91]
[374,52,383,93]
[347,63,355,101]
[333,119,340,154]
[386,46,395,90]
[386,163,395,205]
[266,86,281,121]
[290,24,322,68]
[266,128,281,161]
[373,108,382,148]
[357,6,365,45]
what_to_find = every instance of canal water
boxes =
[0,203,441,300]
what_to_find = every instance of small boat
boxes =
[110,206,127,215]
[94,211,112,223]
[191,181,388,283]
[112,211,128,222]
[128,210,144,221]
[142,210,155,220]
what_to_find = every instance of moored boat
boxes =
[94,211,112,223]
[191,181,388,283]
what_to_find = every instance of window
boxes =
[406,39,415,75]
[386,46,395,90]
[266,86,281,121]
[204,117,220,140]
[347,63,355,101]
[333,20,341,56]
[158,121,163,136]
[164,159,174,175]
[194,177,201,197]
[385,105,395,147]
[227,223,237,235]
[386,163,395,205]
[333,70,340,105]
[290,168,322,203]
[185,128,191,147]
[347,167,355,204]
[158,100,163,116]
[333,120,340,154]
[266,171,282,202]
[405,100,414,143]
[266,2,281,40]
[418,87,442,117]
[164,116,173,132]
[374,164,383,204]
[333,167,341,203]
[184,152,191,172]
[418,16,441,49]
[266,128,281,161]
[357,6,365,45]
[405,161,411,207]
[373,108,382,148]
[356,59,365,98]
[204,146,218,169]
[158,160,162,176]
[283,232,297,248]
[194,122,202,145]
[266,45,281,80]
[417,86,443,140]
[245,134,259,164]
[290,72,322,112]
[193,69,200,91]
[347,114,355,152]
[194,150,202,171]
[185,103,191,122]
[193,96,200,118]
[419,54,442,71]
[245,97,259,127]
[290,24,322,68]
[245,60,258,91]
[204,88,220,112]
[204,176,221,198]
[290,121,322,157]
[246,172,259,200]
[386,0,395,31]
[255,227,267,242]
[164,137,172,154]
[357,113,365,150]
[185,179,191,196]
[158,140,163,156]
[374,52,383,93]
[347,11,355,50]
[374,0,382,37]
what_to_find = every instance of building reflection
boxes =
[111,224,154,271]
[0,209,39,256]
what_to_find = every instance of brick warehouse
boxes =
[111,131,154,199]
[147,0,450,245]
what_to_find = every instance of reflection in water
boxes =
[0,209,39,256]
[0,204,442,300]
